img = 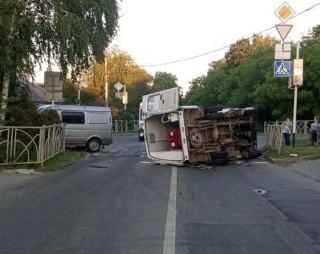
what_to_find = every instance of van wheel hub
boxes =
[189,128,203,148]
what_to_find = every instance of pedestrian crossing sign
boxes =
[274,61,291,77]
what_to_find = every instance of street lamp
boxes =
[293,59,303,86]
[122,84,128,110]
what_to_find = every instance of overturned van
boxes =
[142,87,261,166]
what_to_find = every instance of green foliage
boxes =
[263,139,320,160]
[152,72,179,92]
[40,110,61,126]
[0,0,119,106]
[184,26,320,122]
[39,150,87,172]
[81,47,153,118]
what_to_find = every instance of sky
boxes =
[34,0,320,94]
[110,0,320,94]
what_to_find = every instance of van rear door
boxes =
[142,87,179,115]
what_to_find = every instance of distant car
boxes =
[38,104,113,152]
[138,102,146,141]
[142,87,261,166]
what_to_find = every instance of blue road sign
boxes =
[274,61,291,77]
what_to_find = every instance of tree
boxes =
[151,72,179,92]
[82,47,153,118]
[225,38,251,68]
[0,0,119,120]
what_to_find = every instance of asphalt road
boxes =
[1,135,320,254]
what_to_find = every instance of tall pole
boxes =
[292,41,300,148]
[124,84,127,111]
[77,80,81,105]
[104,48,108,107]
[51,74,55,109]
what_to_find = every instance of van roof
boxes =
[38,104,111,112]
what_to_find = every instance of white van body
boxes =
[142,87,260,166]
[38,105,113,152]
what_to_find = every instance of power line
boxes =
[139,2,320,68]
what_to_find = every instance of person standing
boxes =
[310,115,319,146]
[282,117,292,147]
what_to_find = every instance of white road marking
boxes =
[251,161,269,164]
[163,166,177,254]
[139,161,151,164]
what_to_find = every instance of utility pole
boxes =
[77,80,81,105]
[292,42,299,147]
[291,41,304,147]
[104,48,108,107]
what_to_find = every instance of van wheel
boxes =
[249,150,262,159]
[204,106,224,114]
[203,112,224,120]
[210,151,229,160]
[87,138,101,153]
[212,157,229,165]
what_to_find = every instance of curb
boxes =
[1,169,43,175]
[262,154,320,164]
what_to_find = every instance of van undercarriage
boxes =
[144,107,260,165]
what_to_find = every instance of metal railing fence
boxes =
[112,120,139,134]
[0,124,65,166]
[264,120,314,154]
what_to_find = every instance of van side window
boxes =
[88,112,109,124]
[61,111,85,124]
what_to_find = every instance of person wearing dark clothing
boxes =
[310,116,320,146]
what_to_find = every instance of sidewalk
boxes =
[289,159,320,182]
[0,170,43,193]
[264,153,320,181]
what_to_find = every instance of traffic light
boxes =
[293,59,303,86]
[122,91,128,104]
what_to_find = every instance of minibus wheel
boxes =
[204,106,224,114]
[87,138,101,153]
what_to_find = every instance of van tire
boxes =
[212,157,229,165]
[249,150,262,159]
[203,112,224,120]
[204,106,224,114]
[244,108,258,115]
[210,151,229,160]
[87,138,101,153]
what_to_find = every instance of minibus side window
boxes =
[61,111,85,124]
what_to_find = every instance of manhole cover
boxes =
[253,189,267,195]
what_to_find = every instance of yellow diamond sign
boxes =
[275,2,295,23]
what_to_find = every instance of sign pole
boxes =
[292,41,300,148]
[124,84,127,111]
[51,74,55,109]
[104,49,108,107]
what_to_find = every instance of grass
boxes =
[38,150,87,172]
[0,149,87,173]
[263,139,320,160]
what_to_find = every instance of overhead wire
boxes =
[138,2,320,68]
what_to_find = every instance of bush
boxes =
[39,109,61,126]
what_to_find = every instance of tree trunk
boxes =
[1,76,10,122]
